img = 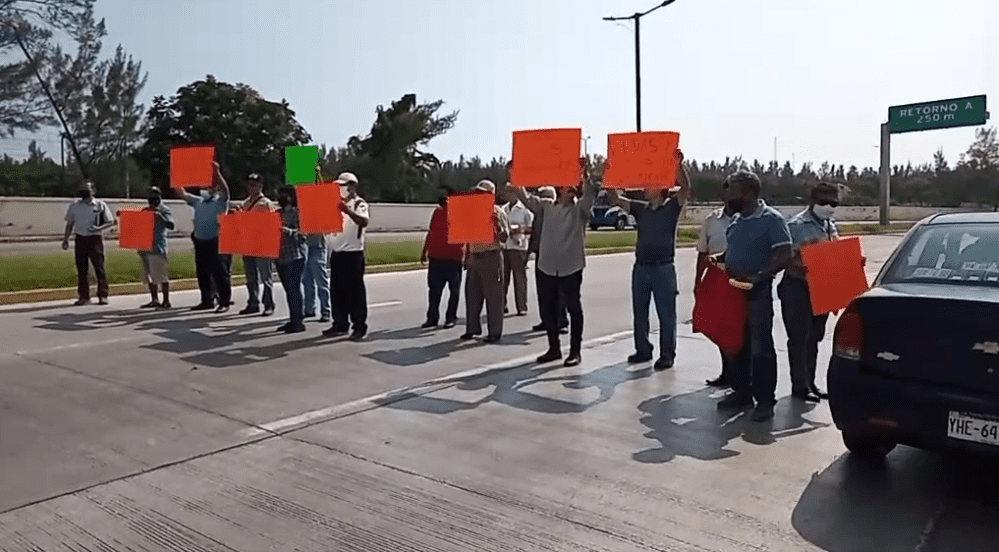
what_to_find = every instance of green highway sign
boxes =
[889,94,988,133]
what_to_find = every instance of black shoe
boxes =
[717,391,754,411]
[443,321,456,329]
[262,308,275,317]
[628,352,653,364]
[531,323,546,332]
[751,403,775,422]
[706,375,730,387]
[239,306,260,315]
[284,324,307,334]
[348,331,366,342]
[792,389,821,403]
[810,385,828,400]
[560,327,569,335]
[654,358,674,371]
[421,321,438,329]
[460,333,480,341]
[157,301,172,310]
[277,323,291,332]
[564,352,581,367]
[141,300,160,308]
[215,305,230,313]
[191,303,214,311]
[516,311,527,316]
[537,349,562,363]
[504,307,509,314]
[303,312,316,319]
[483,335,501,344]
[323,326,349,337]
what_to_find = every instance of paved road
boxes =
[2,235,996,551]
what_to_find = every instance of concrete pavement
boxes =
[3,235,997,551]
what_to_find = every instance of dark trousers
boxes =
[778,276,829,393]
[729,279,779,406]
[193,237,231,306]
[535,266,568,327]
[277,258,305,327]
[330,251,367,334]
[427,259,462,325]
[465,250,505,337]
[74,235,108,300]
[538,269,583,354]
[502,249,529,313]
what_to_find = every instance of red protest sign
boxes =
[218,213,243,255]
[692,262,748,359]
[801,237,870,315]
[603,131,680,189]
[118,209,156,251]
[170,144,216,189]
[447,192,496,244]
[510,128,582,187]
[296,182,343,234]
[217,211,282,258]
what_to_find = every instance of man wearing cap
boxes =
[528,186,568,335]
[323,172,370,341]
[460,180,511,343]
[507,160,597,367]
[62,179,117,305]
[605,148,690,372]
[138,186,175,309]
[779,181,841,402]
[183,162,232,313]
[420,188,464,329]
[715,170,793,422]
[239,173,277,317]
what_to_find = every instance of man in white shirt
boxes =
[323,172,370,341]
[695,179,737,387]
[62,180,116,305]
[501,189,534,316]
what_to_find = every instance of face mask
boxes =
[200,190,213,200]
[339,187,350,199]
[812,204,836,220]
[278,196,290,207]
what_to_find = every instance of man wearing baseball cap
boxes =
[323,172,370,341]
[460,180,511,343]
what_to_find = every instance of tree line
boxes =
[2,1,997,209]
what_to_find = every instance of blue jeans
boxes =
[277,258,305,327]
[302,245,331,317]
[632,262,678,361]
[243,256,274,310]
[730,279,779,406]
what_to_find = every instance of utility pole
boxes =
[603,0,678,132]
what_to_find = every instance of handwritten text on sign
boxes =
[510,128,582,187]
[603,131,680,189]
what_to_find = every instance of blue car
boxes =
[589,191,636,231]
[828,212,999,459]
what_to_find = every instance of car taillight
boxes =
[833,302,864,361]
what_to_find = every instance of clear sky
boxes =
[3,0,996,172]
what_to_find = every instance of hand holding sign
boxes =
[510,128,582,187]
[604,131,680,189]
[170,145,216,189]
[801,237,870,315]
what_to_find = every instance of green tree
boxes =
[134,75,312,195]
[0,0,94,137]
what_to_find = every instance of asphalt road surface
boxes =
[2,235,997,551]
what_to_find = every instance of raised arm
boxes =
[604,189,631,212]
[507,185,543,215]
[675,149,691,207]
[213,162,230,201]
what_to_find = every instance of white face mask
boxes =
[812,204,836,220]
[339,186,350,199]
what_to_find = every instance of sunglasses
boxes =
[816,200,839,207]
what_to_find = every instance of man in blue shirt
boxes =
[183,162,231,312]
[139,186,175,309]
[717,170,793,422]
[779,182,840,402]
[606,148,690,371]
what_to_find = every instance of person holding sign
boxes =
[696,179,738,387]
[778,182,841,402]
[239,173,277,317]
[507,159,597,367]
[420,189,465,329]
[275,186,308,333]
[183,162,232,312]
[528,187,569,335]
[138,187,175,309]
[460,180,511,343]
[715,170,793,422]
[62,180,116,306]
[323,173,370,341]
[605,149,690,372]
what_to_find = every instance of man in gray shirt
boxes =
[62,180,116,305]
[507,159,597,367]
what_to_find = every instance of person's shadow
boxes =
[362,329,538,367]
[632,389,828,464]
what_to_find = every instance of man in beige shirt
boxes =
[461,180,511,343]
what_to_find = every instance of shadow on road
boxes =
[362,328,538,367]
[793,448,999,552]
[632,390,828,463]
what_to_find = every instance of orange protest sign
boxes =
[218,212,243,255]
[510,128,582,187]
[239,211,282,259]
[603,131,680,189]
[801,237,870,316]
[296,183,343,234]
[118,209,156,251]
[447,192,496,244]
[170,145,215,189]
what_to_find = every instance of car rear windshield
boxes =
[882,223,999,286]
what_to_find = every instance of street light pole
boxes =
[603,0,678,132]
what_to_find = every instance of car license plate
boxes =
[948,411,999,446]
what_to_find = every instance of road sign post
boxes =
[880,95,989,225]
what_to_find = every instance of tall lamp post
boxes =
[603,0,678,132]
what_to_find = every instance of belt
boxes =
[635,259,673,267]
[471,249,501,256]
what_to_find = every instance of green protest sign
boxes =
[285,145,319,185]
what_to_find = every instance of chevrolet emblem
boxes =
[973,342,999,355]
[877,352,900,362]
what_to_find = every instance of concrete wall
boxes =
[0,196,981,238]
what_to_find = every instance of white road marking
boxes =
[240,329,634,437]
[13,336,144,357]
[370,300,402,308]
